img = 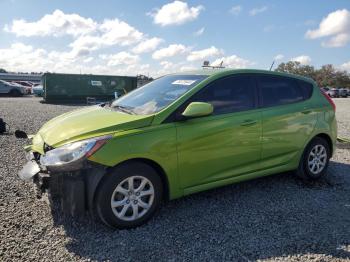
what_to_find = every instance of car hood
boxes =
[31,105,153,151]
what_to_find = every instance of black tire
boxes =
[296,137,331,180]
[9,89,22,97]
[94,162,163,229]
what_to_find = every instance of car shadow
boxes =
[50,160,350,261]
[0,93,28,97]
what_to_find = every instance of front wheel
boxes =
[94,162,163,229]
[296,137,330,180]
[9,89,22,97]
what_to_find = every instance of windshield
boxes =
[111,74,208,115]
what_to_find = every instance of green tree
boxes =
[275,61,316,79]
[334,70,350,88]
[0,68,7,73]
[275,62,350,88]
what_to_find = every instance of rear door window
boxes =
[258,75,304,108]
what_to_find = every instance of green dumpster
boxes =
[42,73,137,103]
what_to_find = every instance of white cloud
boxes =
[340,61,350,71]
[157,61,178,75]
[47,47,89,65]
[4,10,143,46]
[149,1,204,26]
[132,37,164,54]
[291,55,311,65]
[0,42,154,76]
[156,60,197,75]
[249,6,268,16]
[194,27,205,36]
[99,19,143,46]
[274,54,284,60]
[321,33,350,47]
[305,9,350,47]
[100,51,140,66]
[5,10,145,58]
[305,9,350,38]
[229,5,242,15]
[83,57,94,63]
[180,65,197,72]
[0,43,62,72]
[187,46,223,62]
[69,35,103,54]
[4,9,97,37]
[68,18,144,58]
[152,44,188,60]
[90,63,151,76]
[160,61,174,70]
[212,55,254,68]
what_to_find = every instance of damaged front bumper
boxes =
[18,160,41,181]
[18,153,106,217]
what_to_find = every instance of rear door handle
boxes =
[240,120,257,126]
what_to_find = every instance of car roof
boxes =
[172,68,316,85]
[0,80,12,85]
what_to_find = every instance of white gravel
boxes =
[0,97,350,262]
[334,99,350,139]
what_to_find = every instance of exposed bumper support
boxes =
[19,160,106,217]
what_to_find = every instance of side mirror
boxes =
[182,102,213,119]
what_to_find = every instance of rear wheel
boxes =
[95,162,163,229]
[296,137,330,180]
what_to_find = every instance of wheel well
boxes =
[314,133,333,156]
[108,158,170,201]
[9,89,22,96]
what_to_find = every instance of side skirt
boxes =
[183,163,295,196]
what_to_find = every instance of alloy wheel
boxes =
[307,144,327,175]
[110,176,155,221]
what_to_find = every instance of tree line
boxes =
[0,68,43,75]
[275,61,350,88]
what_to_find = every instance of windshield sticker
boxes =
[172,80,197,86]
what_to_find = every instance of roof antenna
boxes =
[202,60,210,68]
[202,60,225,69]
[269,60,275,71]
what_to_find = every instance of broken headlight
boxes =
[40,135,111,167]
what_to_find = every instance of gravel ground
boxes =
[0,96,350,262]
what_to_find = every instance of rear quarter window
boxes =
[258,75,304,108]
[297,80,314,100]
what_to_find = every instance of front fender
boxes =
[88,123,183,200]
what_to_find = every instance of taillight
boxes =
[321,90,336,112]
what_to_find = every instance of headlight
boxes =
[40,135,111,167]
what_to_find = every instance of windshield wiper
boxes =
[113,105,135,115]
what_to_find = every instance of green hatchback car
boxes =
[19,69,337,229]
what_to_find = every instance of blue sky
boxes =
[0,0,349,76]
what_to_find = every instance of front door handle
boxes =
[240,119,257,126]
